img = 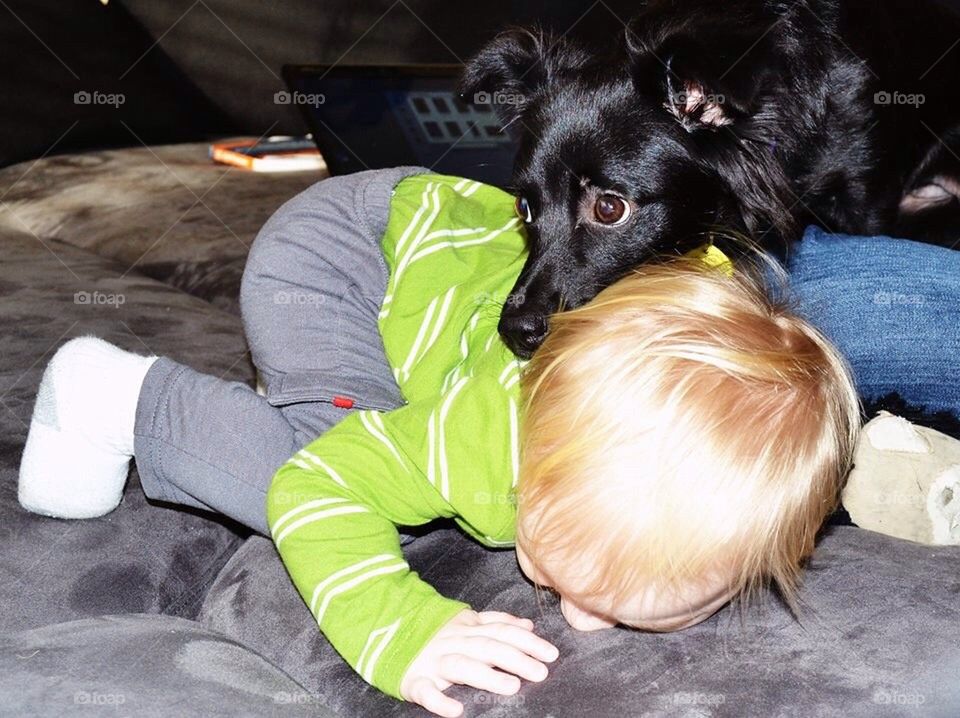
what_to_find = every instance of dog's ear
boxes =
[624,4,787,131]
[459,27,591,124]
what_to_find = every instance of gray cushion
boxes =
[4,145,959,716]
[0,230,250,631]
[0,143,323,316]
[0,614,332,718]
[200,524,960,716]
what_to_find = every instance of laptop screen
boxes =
[283,65,519,187]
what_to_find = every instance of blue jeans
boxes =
[787,226,960,416]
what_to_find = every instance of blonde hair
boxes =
[516,257,861,614]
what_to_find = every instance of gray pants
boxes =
[133,166,428,536]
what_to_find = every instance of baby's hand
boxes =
[399,608,559,717]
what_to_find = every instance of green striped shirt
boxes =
[266,173,527,700]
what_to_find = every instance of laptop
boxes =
[282,64,518,187]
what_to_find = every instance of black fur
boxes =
[459,0,960,360]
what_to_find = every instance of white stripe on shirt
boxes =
[461,181,482,197]
[297,450,347,487]
[400,293,439,380]
[289,457,311,471]
[315,562,409,625]
[421,226,488,242]
[357,618,402,684]
[309,553,398,615]
[426,410,438,492]
[382,181,435,321]
[414,285,458,369]
[270,497,351,538]
[393,181,434,258]
[394,186,442,282]
[508,395,519,488]
[407,218,519,266]
[438,376,470,501]
[359,411,408,470]
[498,361,517,386]
[274,505,369,547]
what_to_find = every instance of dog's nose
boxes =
[499,314,549,359]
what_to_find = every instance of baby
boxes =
[17,168,860,717]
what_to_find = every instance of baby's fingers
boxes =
[441,654,521,696]
[470,622,560,664]
[461,636,551,683]
[405,676,464,718]
[476,610,534,630]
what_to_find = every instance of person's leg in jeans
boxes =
[786,226,960,419]
[787,227,960,538]
[19,167,427,535]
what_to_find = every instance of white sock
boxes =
[18,337,158,519]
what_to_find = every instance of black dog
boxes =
[460,0,960,358]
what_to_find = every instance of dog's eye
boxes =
[515,196,533,223]
[593,194,630,225]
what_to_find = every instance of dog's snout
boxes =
[499,314,549,359]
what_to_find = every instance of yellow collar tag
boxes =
[685,243,735,276]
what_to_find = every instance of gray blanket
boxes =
[1,145,958,717]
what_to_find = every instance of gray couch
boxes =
[1,144,958,718]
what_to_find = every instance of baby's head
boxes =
[514,258,860,632]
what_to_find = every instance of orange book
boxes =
[209,137,326,173]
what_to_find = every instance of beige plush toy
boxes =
[842,411,960,545]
